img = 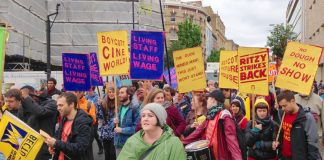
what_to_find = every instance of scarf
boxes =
[207,103,224,120]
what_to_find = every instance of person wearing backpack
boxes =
[245,98,279,160]
[182,90,242,160]
[274,90,322,160]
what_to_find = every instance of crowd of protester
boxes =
[1,78,324,160]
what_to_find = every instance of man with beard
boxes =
[114,86,139,156]
[4,86,58,160]
[44,92,93,160]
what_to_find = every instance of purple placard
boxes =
[130,31,164,80]
[62,53,91,91]
[164,67,178,89]
[90,52,104,86]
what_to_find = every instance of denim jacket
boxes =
[114,103,139,148]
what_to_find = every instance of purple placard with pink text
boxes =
[164,67,178,89]
[90,52,104,86]
[62,53,91,91]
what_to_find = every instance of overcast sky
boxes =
[200,0,290,47]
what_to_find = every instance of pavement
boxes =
[93,141,105,160]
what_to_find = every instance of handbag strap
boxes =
[139,144,159,160]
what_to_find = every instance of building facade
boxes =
[164,0,237,60]
[286,0,324,81]
[0,0,162,67]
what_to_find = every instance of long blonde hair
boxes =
[142,88,164,106]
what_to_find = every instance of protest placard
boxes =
[269,62,278,83]
[89,52,104,86]
[164,67,177,89]
[275,42,323,94]
[116,75,132,88]
[0,27,8,95]
[62,53,91,91]
[219,50,238,89]
[0,111,44,160]
[173,47,206,93]
[97,31,129,75]
[238,47,269,95]
[130,31,164,80]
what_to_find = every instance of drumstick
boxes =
[276,112,285,142]
[193,93,198,122]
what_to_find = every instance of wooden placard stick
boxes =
[114,76,119,128]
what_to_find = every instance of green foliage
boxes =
[207,49,221,62]
[267,24,298,58]
[165,19,202,68]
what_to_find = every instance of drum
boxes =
[185,140,214,160]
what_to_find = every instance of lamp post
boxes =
[158,0,172,84]
[46,3,60,80]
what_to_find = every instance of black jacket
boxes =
[245,116,279,159]
[43,88,62,98]
[278,105,322,160]
[53,109,93,160]
[15,96,58,160]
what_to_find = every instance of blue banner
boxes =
[130,31,164,80]
[62,53,91,91]
[164,67,178,89]
[90,52,104,86]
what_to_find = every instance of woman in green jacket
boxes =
[117,103,186,160]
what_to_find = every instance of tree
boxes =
[267,24,297,59]
[165,19,202,68]
[207,49,221,62]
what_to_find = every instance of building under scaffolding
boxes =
[0,0,163,70]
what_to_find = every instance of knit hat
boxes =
[231,98,246,115]
[253,98,269,113]
[206,89,225,103]
[141,103,167,127]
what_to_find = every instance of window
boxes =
[171,12,176,22]
[170,29,177,40]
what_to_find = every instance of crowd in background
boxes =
[1,78,324,160]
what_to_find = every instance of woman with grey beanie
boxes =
[117,103,186,160]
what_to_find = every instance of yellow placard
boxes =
[275,42,323,95]
[173,47,206,93]
[219,50,238,89]
[0,111,44,160]
[97,31,130,76]
[268,62,278,83]
[238,47,269,96]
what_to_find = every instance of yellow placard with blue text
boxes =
[0,111,44,160]
[97,31,130,76]
[173,47,206,93]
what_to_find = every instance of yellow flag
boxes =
[173,47,206,93]
[97,31,130,76]
[0,111,44,160]
[238,47,269,96]
[275,42,323,95]
[219,50,238,89]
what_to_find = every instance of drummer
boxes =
[181,90,243,160]
[117,103,186,160]
[182,91,207,137]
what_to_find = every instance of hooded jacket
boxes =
[117,126,186,160]
[278,105,322,160]
[182,109,242,160]
[15,96,58,160]
[53,109,93,160]
[245,98,279,159]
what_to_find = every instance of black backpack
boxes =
[220,118,247,160]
